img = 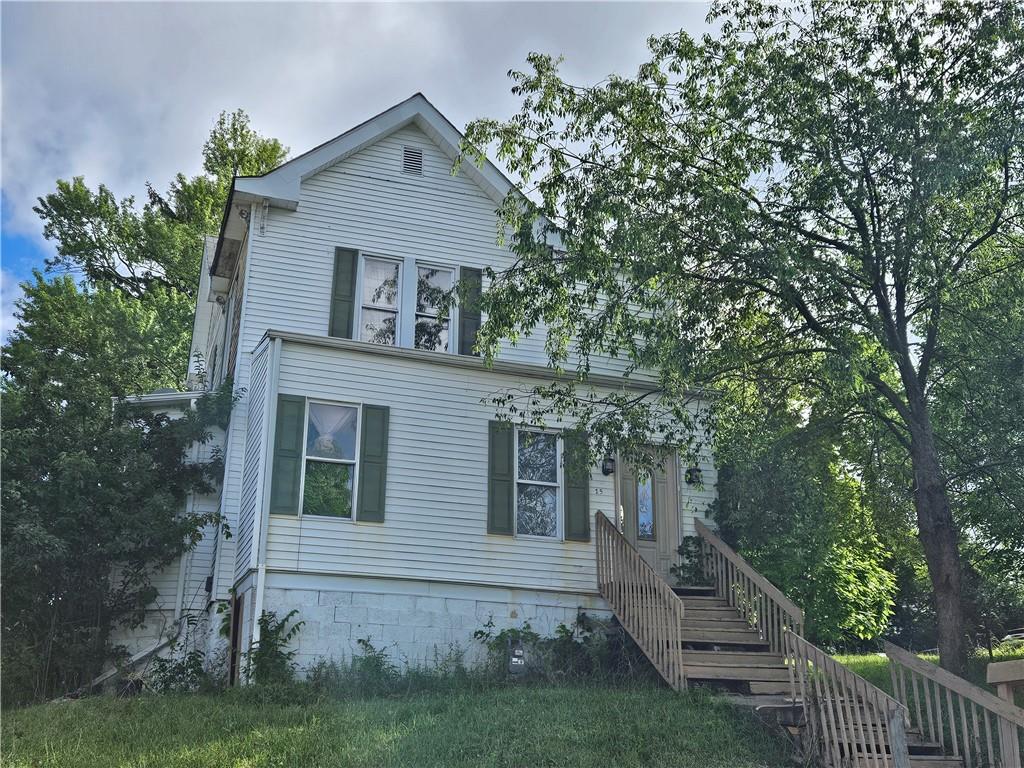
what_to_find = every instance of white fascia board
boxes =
[123,391,198,408]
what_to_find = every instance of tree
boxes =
[713,379,897,646]
[34,110,287,302]
[0,276,231,704]
[1,111,286,703]
[464,0,1023,671]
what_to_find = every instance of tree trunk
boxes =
[908,399,968,675]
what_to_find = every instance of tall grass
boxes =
[2,684,795,768]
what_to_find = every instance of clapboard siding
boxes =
[241,123,634,378]
[215,121,692,598]
[234,340,270,582]
[211,231,252,599]
[259,341,711,594]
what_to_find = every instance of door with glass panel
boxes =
[619,452,680,581]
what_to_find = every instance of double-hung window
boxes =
[360,257,401,345]
[515,429,560,538]
[302,401,359,517]
[415,265,454,351]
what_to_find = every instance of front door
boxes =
[620,453,680,582]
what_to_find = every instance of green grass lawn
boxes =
[2,683,794,768]
[836,644,1024,701]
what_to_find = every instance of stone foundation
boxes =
[260,576,612,671]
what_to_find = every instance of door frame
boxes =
[617,449,680,581]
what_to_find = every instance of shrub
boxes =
[245,610,304,685]
[473,612,659,684]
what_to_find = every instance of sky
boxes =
[1,1,713,336]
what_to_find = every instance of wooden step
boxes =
[680,626,764,643]
[685,616,753,630]
[673,585,717,597]
[679,595,729,607]
[748,680,792,695]
[684,663,790,683]
[681,649,785,666]
[682,637,771,652]
[908,757,963,768]
[839,736,946,758]
[680,606,744,620]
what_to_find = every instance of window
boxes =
[516,430,560,537]
[360,257,400,345]
[637,474,655,540]
[302,402,359,517]
[415,265,453,351]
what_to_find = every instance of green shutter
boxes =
[357,405,389,522]
[458,266,482,356]
[269,394,306,515]
[563,430,591,541]
[329,247,358,338]
[487,421,515,535]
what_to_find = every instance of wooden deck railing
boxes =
[595,512,687,691]
[788,631,912,768]
[884,641,1024,768]
[695,519,804,655]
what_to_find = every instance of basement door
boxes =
[620,453,680,582]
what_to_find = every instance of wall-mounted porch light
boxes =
[685,466,703,486]
[601,455,616,476]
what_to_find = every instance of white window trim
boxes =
[513,427,563,541]
[297,398,362,521]
[357,254,403,347]
[413,260,457,354]
[350,249,460,354]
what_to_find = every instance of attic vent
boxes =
[402,146,423,176]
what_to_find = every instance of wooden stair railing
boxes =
[788,630,913,768]
[695,519,804,654]
[595,512,687,691]
[885,640,1024,768]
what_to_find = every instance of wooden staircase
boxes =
[672,584,792,698]
[595,512,971,767]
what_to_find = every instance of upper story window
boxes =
[415,265,453,352]
[515,429,561,538]
[360,257,401,345]
[329,246,479,356]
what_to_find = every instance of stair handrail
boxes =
[695,519,804,654]
[787,630,912,768]
[595,511,687,691]
[884,640,1024,768]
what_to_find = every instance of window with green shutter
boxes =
[268,396,389,523]
[563,430,591,541]
[356,405,389,522]
[329,247,358,338]
[487,424,591,540]
[269,394,306,515]
[458,267,482,356]
[487,421,514,535]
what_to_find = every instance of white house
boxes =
[136,94,717,681]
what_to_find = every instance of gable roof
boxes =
[212,93,525,276]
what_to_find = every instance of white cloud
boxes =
[1,268,25,339]
[1,2,711,250]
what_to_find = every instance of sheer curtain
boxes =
[308,403,356,459]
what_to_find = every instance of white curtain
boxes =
[308,403,356,458]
